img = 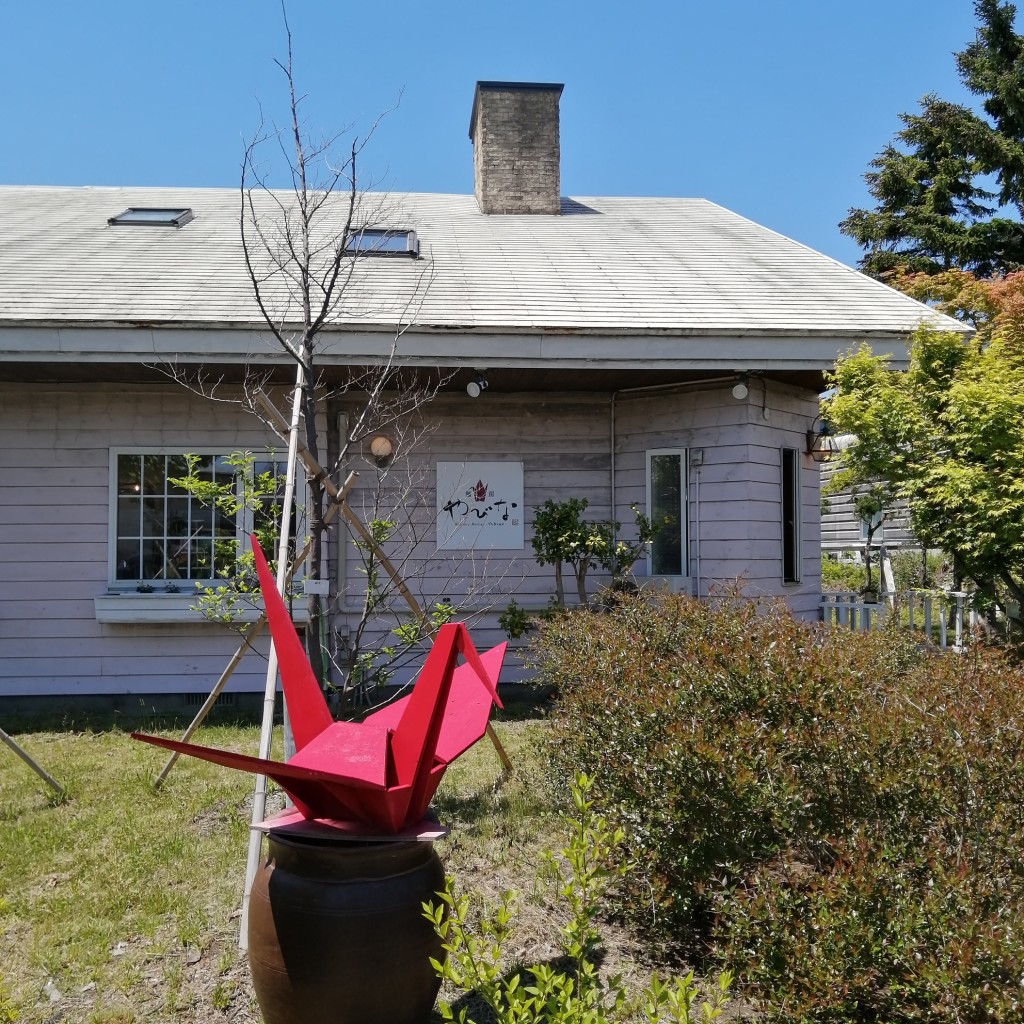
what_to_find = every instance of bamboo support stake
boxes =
[0,726,63,795]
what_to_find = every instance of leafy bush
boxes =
[820,556,865,591]
[426,773,732,1024]
[534,593,1024,1023]
[889,547,951,591]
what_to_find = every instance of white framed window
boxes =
[109,450,294,588]
[781,447,801,583]
[860,510,885,541]
[646,449,688,577]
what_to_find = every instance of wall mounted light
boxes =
[466,371,488,398]
[806,416,839,463]
[731,378,749,400]
[369,434,394,467]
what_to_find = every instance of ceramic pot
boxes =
[247,833,445,1024]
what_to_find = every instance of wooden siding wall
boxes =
[332,394,611,682]
[332,385,823,687]
[614,381,821,616]
[0,383,286,698]
[819,458,917,551]
[0,381,823,698]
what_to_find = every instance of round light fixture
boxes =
[466,373,488,398]
[731,382,749,400]
[369,435,393,461]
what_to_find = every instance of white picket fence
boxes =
[820,590,974,649]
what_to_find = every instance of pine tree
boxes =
[841,1,1024,278]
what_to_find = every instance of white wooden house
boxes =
[0,81,967,713]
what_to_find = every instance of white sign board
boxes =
[436,461,524,550]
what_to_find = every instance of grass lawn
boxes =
[0,713,567,1024]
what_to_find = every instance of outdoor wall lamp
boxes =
[369,434,394,467]
[806,415,839,463]
[466,371,488,398]
[731,375,749,400]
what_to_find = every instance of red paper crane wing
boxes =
[250,535,332,752]
[382,623,504,826]
[364,641,507,763]
[133,539,506,833]
[131,723,389,823]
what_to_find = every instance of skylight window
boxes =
[108,207,195,228]
[345,228,419,257]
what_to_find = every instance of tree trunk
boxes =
[575,564,589,607]
[302,378,327,687]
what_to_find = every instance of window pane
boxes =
[143,455,165,495]
[166,497,190,539]
[117,455,142,496]
[166,455,191,495]
[191,538,214,578]
[650,453,684,576]
[117,496,141,538]
[141,497,165,536]
[140,539,166,580]
[190,499,213,538]
[782,448,801,583]
[162,538,190,579]
[115,539,141,580]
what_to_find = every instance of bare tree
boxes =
[238,6,437,683]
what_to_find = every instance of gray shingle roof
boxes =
[0,185,964,338]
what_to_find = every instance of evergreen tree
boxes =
[841,1,1024,279]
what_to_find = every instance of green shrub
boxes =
[534,593,1024,1023]
[820,556,865,591]
[889,548,951,591]
[426,772,732,1024]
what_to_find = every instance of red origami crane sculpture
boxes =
[133,537,505,834]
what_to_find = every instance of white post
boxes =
[239,361,306,949]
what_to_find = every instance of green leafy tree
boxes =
[841,1,1024,278]
[826,326,1024,620]
[531,499,659,609]
[170,451,298,624]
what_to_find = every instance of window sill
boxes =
[94,594,309,624]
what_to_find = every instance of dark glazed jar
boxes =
[247,833,446,1024]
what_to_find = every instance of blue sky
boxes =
[1,1,985,267]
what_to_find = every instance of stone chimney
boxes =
[469,81,564,215]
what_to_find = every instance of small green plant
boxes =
[211,976,235,1012]
[0,974,16,1024]
[820,555,866,591]
[169,451,297,627]
[425,772,731,1024]
[532,499,660,609]
[498,598,535,640]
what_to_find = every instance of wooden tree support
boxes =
[0,726,64,795]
